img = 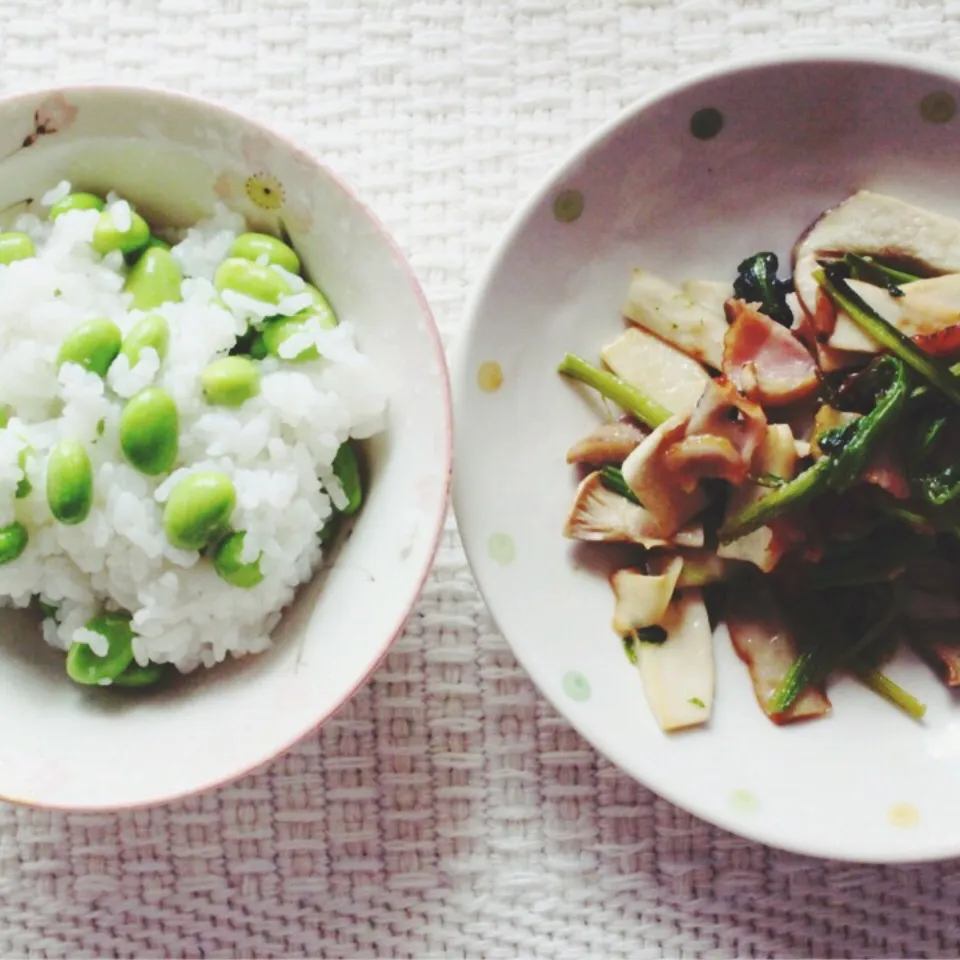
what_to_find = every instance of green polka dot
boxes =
[690,107,723,140]
[553,189,584,223]
[563,670,591,702]
[920,91,956,124]
[487,532,515,566]
[729,788,759,815]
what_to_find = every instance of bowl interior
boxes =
[455,54,960,862]
[0,87,450,809]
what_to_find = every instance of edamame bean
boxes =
[119,387,179,476]
[49,192,105,220]
[212,531,264,588]
[65,611,134,685]
[260,317,320,362]
[120,313,169,367]
[112,661,167,688]
[92,209,150,256]
[123,247,182,310]
[302,282,338,328]
[15,446,31,499]
[0,406,10,429]
[0,232,35,264]
[163,472,236,550]
[201,356,260,407]
[144,235,170,251]
[38,599,58,620]
[57,318,122,377]
[47,439,93,525]
[317,514,339,545]
[231,232,301,275]
[0,522,28,565]
[332,442,362,515]
[214,257,291,305]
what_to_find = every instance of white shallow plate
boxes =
[454,51,960,862]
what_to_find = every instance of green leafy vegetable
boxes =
[558,353,671,429]
[600,466,641,504]
[720,356,907,542]
[733,252,794,327]
[621,634,638,664]
[851,663,926,720]
[843,253,921,294]
[817,263,960,407]
[688,696,706,708]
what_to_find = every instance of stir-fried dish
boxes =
[559,191,960,732]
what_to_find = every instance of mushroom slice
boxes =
[718,424,799,573]
[686,377,767,469]
[610,558,683,635]
[600,326,711,418]
[622,269,728,369]
[725,585,831,725]
[648,550,744,587]
[563,471,703,547]
[633,589,714,732]
[722,299,819,407]
[682,279,732,318]
[565,420,646,466]
[793,190,960,315]
[908,620,960,686]
[620,417,708,536]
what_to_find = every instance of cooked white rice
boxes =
[0,183,386,673]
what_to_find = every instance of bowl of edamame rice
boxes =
[0,86,451,808]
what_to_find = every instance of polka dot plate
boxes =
[453,51,960,862]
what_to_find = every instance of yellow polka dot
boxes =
[245,173,284,210]
[553,189,584,223]
[477,361,503,393]
[920,91,956,124]
[888,802,919,828]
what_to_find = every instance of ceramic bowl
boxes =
[0,85,451,810]
[454,51,960,862]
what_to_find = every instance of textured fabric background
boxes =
[0,1,958,957]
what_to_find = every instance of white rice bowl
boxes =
[0,183,386,677]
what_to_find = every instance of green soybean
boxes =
[0,232,35,264]
[47,440,93,525]
[317,513,340,545]
[302,282,338,328]
[144,235,170,251]
[92,209,150,256]
[214,257,292,305]
[0,406,10,429]
[201,356,260,407]
[65,611,135,685]
[120,313,169,367]
[231,232,301,275]
[15,445,31,499]
[111,661,167,688]
[0,522,28,565]
[38,599,58,620]
[49,192,105,219]
[261,317,321,362]
[123,247,182,310]
[57,318,122,377]
[332,442,362,515]
[212,531,264,588]
[119,387,179,476]
[163,472,236,551]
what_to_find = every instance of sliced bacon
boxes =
[863,446,911,500]
[912,323,960,358]
[725,585,831,725]
[908,621,960,687]
[723,300,820,406]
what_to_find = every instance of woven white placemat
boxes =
[0,1,958,957]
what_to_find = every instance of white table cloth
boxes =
[0,1,957,956]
